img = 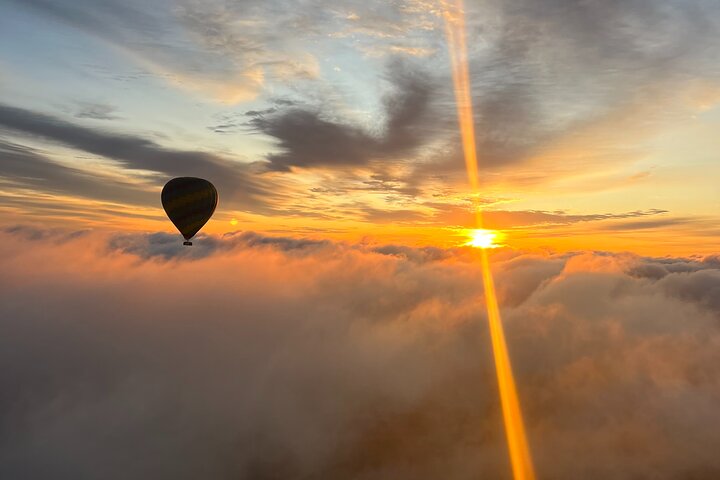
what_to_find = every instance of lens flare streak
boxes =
[480,249,536,480]
[441,1,537,479]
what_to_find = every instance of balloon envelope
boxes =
[161,177,218,244]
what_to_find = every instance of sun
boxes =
[465,229,500,249]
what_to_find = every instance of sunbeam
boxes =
[441,1,537,479]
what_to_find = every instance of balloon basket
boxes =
[183,241,192,246]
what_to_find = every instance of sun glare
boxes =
[466,229,500,249]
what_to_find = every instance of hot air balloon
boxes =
[161,177,218,246]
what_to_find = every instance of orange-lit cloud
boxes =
[3,227,720,479]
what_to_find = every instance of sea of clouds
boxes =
[2,226,720,479]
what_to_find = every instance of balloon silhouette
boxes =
[161,177,218,246]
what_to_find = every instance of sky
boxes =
[2,1,720,479]
[1,0,719,253]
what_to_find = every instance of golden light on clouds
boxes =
[441,1,536,479]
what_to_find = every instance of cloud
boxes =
[107,230,332,261]
[457,0,720,167]
[393,0,720,187]
[191,0,720,195]
[0,103,270,211]
[362,201,670,229]
[2,227,720,479]
[8,0,720,172]
[252,61,435,171]
[600,217,697,231]
[7,0,436,104]
[0,139,156,206]
[481,209,671,230]
[72,102,120,121]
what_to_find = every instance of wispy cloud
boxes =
[72,101,120,121]
[0,139,155,205]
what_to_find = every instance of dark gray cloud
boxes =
[658,269,720,313]
[73,101,120,121]
[600,217,696,231]
[370,243,455,263]
[233,230,332,251]
[107,230,332,260]
[107,231,228,260]
[2,224,90,242]
[252,61,435,171]
[0,104,269,210]
[207,100,298,135]
[0,139,156,206]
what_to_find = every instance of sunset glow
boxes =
[2,1,720,478]
[0,0,718,254]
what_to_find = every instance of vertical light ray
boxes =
[441,0,480,194]
[441,1,537,479]
[480,249,536,480]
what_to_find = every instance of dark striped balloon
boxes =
[161,177,218,246]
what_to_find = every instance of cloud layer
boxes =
[2,227,720,479]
